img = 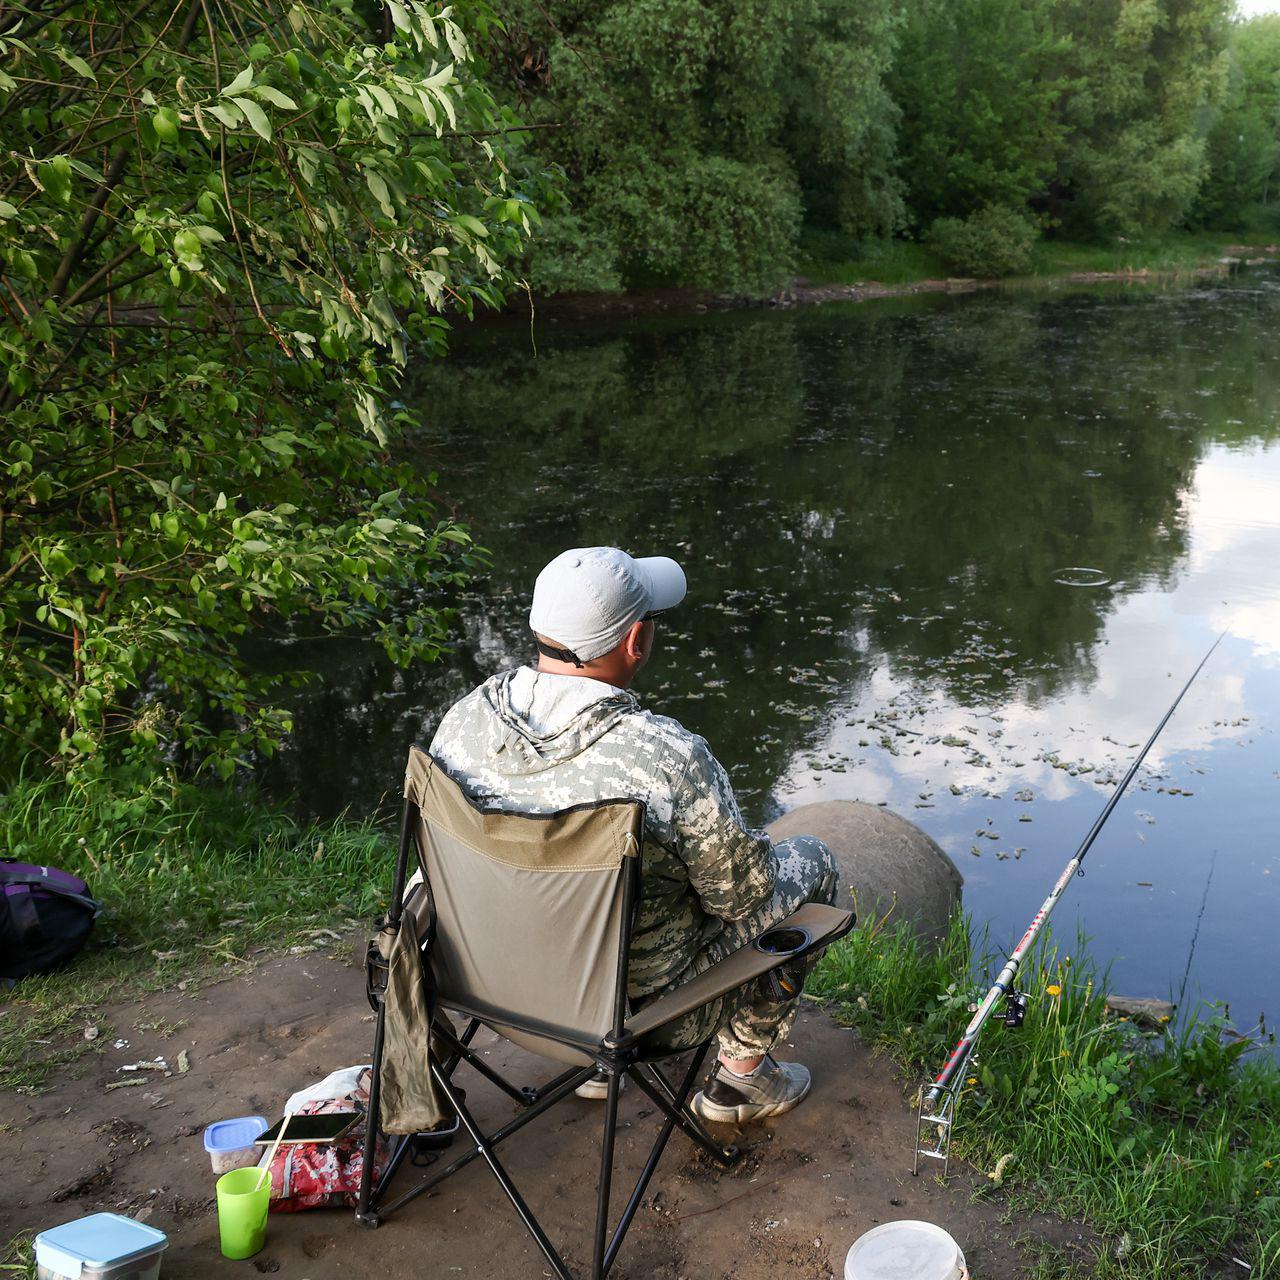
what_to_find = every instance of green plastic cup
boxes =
[215,1165,271,1259]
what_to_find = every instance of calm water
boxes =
[262,271,1280,1036]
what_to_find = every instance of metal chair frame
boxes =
[354,783,848,1279]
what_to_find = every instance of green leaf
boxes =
[368,84,399,117]
[249,85,298,110]
[153,105,180,142]
[452,213,489,238]
[46,548,74,579]
[422,63,454,90]
[221,65,254,96]
[0,200,17,220]
[208,101,242,129]
[364,169,393,215]
[55,49,97,81]
[231,96,271,140]
[40,156,73,203]
[173,229,204,270]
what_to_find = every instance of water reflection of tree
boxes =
[262,280,1280,818]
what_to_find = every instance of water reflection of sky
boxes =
[262,275,1280,1044]
[777,440,1280,1034]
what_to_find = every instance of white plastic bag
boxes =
[284,1064,371,1115]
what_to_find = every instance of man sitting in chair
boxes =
[429,546,840,1124]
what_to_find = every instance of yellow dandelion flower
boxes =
[1046,984,1062,997]
[1159,1014,1170,1023]
[967,1076,978,1086]
[1265,1161,1273,1169]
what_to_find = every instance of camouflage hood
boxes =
[472,667,639,775]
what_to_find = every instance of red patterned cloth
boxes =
[266,1067,389,1212]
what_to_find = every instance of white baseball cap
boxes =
[529,547,687,664]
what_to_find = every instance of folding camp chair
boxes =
[355,746,854,1279]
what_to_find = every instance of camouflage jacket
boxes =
[428,666,776,996]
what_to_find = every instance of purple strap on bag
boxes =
[1,860,102,978]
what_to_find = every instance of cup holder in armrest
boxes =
[753,926,811,958]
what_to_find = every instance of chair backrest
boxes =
[404,747,644,1063]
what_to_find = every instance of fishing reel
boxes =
[1002,990,1030,1029]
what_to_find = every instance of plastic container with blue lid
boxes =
[35,1212,167,1280]
[203,1115,268,1175]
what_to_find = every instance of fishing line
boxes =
[1177,848,1217,1013]
[913,628,1228,1174]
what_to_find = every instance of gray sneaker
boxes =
[691,1056,811,1124]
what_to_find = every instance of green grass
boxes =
[796,229,949,284]
[811,916,1280,1279]
[797,226,1275,288]
[0,767,395,1092]
[1,1230,34,1280]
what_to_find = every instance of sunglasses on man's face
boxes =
[641,610,666,622]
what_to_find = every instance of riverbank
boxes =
[811,919,1280,1278]
[5,768,1277,1276]
[1,951,1092,1280]
[5,885,1274,1279]
[521,233,1280,321]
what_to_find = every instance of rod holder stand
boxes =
[912,1062,971,1180]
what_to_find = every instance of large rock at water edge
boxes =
[767,800,962,944]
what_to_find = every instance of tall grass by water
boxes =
[812,917,1280,1278]
[0,768,395,1090]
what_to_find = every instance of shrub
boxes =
[927,204,1039,277]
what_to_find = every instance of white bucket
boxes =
[844,1220,969,1280]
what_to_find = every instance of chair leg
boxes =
[435,1021,539,1106]
[591,1071,622,1280]
[629,1049,740,1168]
[431,1060,574,1280]
[354,1003,388,1226]
[373,1063,595,1220]
[600,1047,710,1275]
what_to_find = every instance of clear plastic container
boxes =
[203,1115,268,1175]
[35,1212,167,1280]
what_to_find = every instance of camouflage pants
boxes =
[649,835,840,1060]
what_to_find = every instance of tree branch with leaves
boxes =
[0,0,552,779]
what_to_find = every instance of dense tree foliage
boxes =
[892,0,1070,229]
[1195,15,1280,226]
[486,0,1270,290]
[482,0,904,294]
[1053,0,1232,237]
[0,0,548,778]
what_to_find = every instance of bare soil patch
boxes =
[4,948,1095,1277]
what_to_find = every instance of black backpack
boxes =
[0,859,102,979]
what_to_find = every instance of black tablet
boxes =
[252,1112,360,1145]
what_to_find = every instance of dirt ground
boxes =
[4,944,1096,1278]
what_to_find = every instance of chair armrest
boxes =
[624,902,854,1041]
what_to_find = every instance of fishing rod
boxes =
[913,630,1226,1177]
